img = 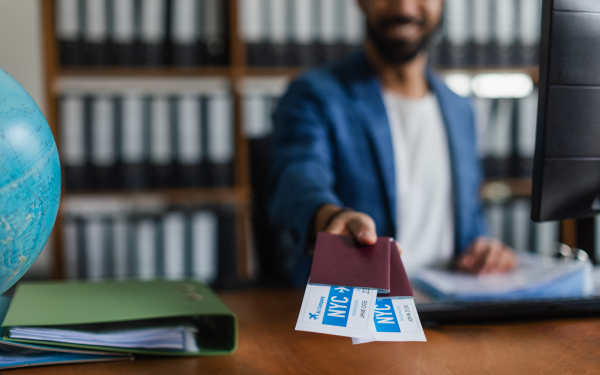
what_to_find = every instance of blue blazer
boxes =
[269,50,488,284]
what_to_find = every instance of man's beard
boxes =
[366,17,438,64]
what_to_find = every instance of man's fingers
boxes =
[479,241,504,274]
[497,247,517,273]
[346,216,377,245]
[459,239,488,273]
[394,241,403,255]
[325,219,348,235]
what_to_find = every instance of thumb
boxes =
[347,216,377,245]
[394,241,403,255]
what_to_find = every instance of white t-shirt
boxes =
[383,92,454,275]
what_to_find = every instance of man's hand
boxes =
[314,204,378,245]
[457,238,517,274]
[314,204,402,254]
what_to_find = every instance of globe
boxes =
[0,68,61,294]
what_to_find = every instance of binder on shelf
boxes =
[243,95,269,139]
[176,94,205,187]
[63,216,80,280]
[511,199,531,253]
[444,0,471,67]
[240,0,265,66]
[90,95,116,190]
[56,0,83,65]
[265,0,288,66]
[110,0,136,65]
[84,217,106,281]
[342,0,365,56]
[171,0,200,66]
[163,212,186,280]
[516,90,538,177]
[149,96,174,188]
[192,211,218,283]
[317,0,343,63]
[83,0,109,65]
[485,98,514,177]
[531,221,560,256]
[111,217,129,281]
[493,0,517,66]
[202,0,229,65]
[472,96,494,159]
[2,280,238,356]
[139,0,167,66]
[120,93,148,189]
[60,94,88,191]
[518,0,541,66]
[290,0,316,67]
[206,92,234,187]
[136,218,158,280]
[471,0,493,67]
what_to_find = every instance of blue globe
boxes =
[0,68,61,294]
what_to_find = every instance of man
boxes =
[268,0,516,285]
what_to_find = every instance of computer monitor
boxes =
[531,0,600,222]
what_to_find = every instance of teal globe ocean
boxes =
[0,68,61,293]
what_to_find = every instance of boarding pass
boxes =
[352,297,427,344]
[295,284,378,339]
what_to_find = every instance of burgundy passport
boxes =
[380,241,414,298]
[309,233,391,292]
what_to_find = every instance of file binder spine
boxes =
[206,92,234,187]
[518,0,541,66]
[121,93,148,189]
[171,0,199,66]
[110,0,136,65]
[266,0,288,66]
[56,0,83,65]
[202,0,229,65]
[149,96,174,188]
[83,0,109,65]
[471,0,492,67]
[61,94,88,191]
[90,95,116,190]
[240,0,264,66]
[139,0,167,66]
[445,0,471,67]
[493,0,517,66]
[176,94,204,187]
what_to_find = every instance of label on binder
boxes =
[351,298,427,344]
[296,284,377,339]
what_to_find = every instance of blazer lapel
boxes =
[345,52,397,233]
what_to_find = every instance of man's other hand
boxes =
[457,238,517,274]
[315,204,379,246]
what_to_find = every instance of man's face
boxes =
[359,0,444,64]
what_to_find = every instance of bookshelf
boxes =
[41,0,576,281]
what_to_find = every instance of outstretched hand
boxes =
[314,204,402,254]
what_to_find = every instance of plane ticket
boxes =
[352,297,427,344]
[295,284,378,339]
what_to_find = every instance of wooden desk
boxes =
[8,289,600,374]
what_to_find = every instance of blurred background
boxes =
[1,0,596,288]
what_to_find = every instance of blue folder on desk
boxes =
[412,254,594,302]
[0,297,129,370]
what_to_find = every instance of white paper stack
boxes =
[9,325,199,352]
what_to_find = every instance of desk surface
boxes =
[8,289,600,375]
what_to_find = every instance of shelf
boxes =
[60,66,232,78]
[482,178,532,202]
[62,187,250,205]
